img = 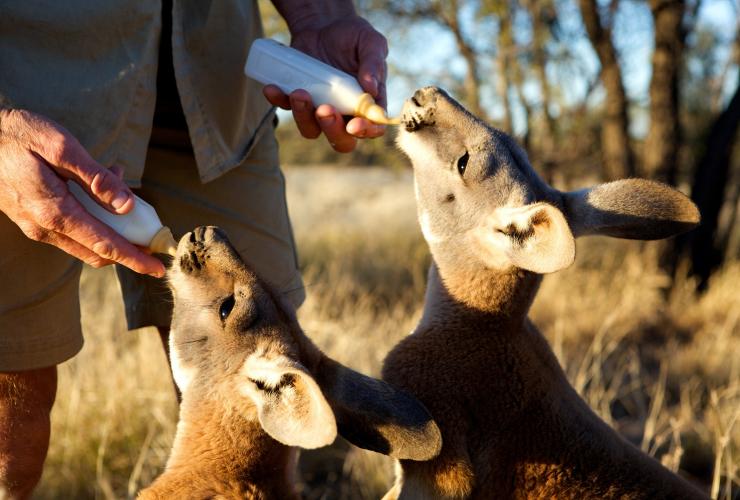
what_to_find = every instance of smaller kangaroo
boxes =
[382,87,706,499]
[139,226,441,499]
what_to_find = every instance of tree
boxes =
[381,0,488,120]
[523,0,560,182]
[493,1,514,134]
[578,0,636,180]
[498,0,534,150]
[643,0,687,184]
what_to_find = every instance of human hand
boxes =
[263,14,388,153]
[0,109,165,277]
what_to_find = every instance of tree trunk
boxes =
[449,19,485,120]
[513,79,533,154]
[643,0,686,185]
[497,4,518,135]
[504,13,533,152]
[382,0,486,120]
[527,0,559,183]
[579,0,635,180]
[495,45,513,134]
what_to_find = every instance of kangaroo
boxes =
[139,226,441,499]
[381,87,706,499]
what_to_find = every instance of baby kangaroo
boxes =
[382,87,706,499]
[139,226,441,499]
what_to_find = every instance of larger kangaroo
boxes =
[382,87,705,499]
[140,226,441,499]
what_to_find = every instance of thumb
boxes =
[356,29,388,106]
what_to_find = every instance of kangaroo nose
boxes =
[411,86,443,108]
[203,226,228,243]
[190,226,228,244]
[403,87,442,131]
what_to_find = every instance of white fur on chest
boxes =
[169,328,197,392]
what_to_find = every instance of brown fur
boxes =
[139,226,441,499]
[383,87,705,499]
[140,399,298,499]
[384,265,704,499]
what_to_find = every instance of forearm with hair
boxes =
[270,0,356,33]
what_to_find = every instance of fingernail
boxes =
[293,100,307,111]
[111,191,130,210]
[362,75,379,94]
[370,124,386,135]
[319,113,335,126]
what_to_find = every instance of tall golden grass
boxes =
[36,166,738,499]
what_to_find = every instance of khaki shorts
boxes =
[0,130,304,371]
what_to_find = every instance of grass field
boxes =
[36,166,739,499]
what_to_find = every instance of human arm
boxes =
[0,109,165,277]
[265,0,388,153]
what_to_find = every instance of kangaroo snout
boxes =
[177,225,228,254]
[402,86,444,131]
[402,86,482,134]
[175,225,239,274]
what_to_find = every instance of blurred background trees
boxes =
[260,0,739,291]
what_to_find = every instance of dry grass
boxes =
[35,166,739,499]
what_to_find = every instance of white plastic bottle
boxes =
[245,38,398,125]
[68,181,178,256]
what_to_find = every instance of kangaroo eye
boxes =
[457,151,469,176]
[219,295,235,321]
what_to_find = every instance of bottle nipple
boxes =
[355,93,401,125]
[149,226,178,256]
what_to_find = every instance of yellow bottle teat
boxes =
[149,226,178,256]
[355,93,401,125]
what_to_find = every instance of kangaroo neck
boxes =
[423,256,542,323]
[164,397,297,498]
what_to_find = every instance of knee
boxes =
[0,366,57,499]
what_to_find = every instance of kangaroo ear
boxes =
[473,202,575,274]
[314,358,442,461]
[241,353,337,449]
[563,179,700,239]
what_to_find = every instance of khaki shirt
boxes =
[0,0,273,186]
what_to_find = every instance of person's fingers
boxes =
[9,109,135,215]
[346,117,386,139]
[315,105,357,153]
[44,194,166,276]
[356,29,388,102]
[109,165,125,180]
[375,68,388,109]
[45,134,133,214]
[263,85,292,110]
[42,230,116,268]
[289,90,322,139]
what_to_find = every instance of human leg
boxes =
[0,212,83,498]
[0,367,57,499]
